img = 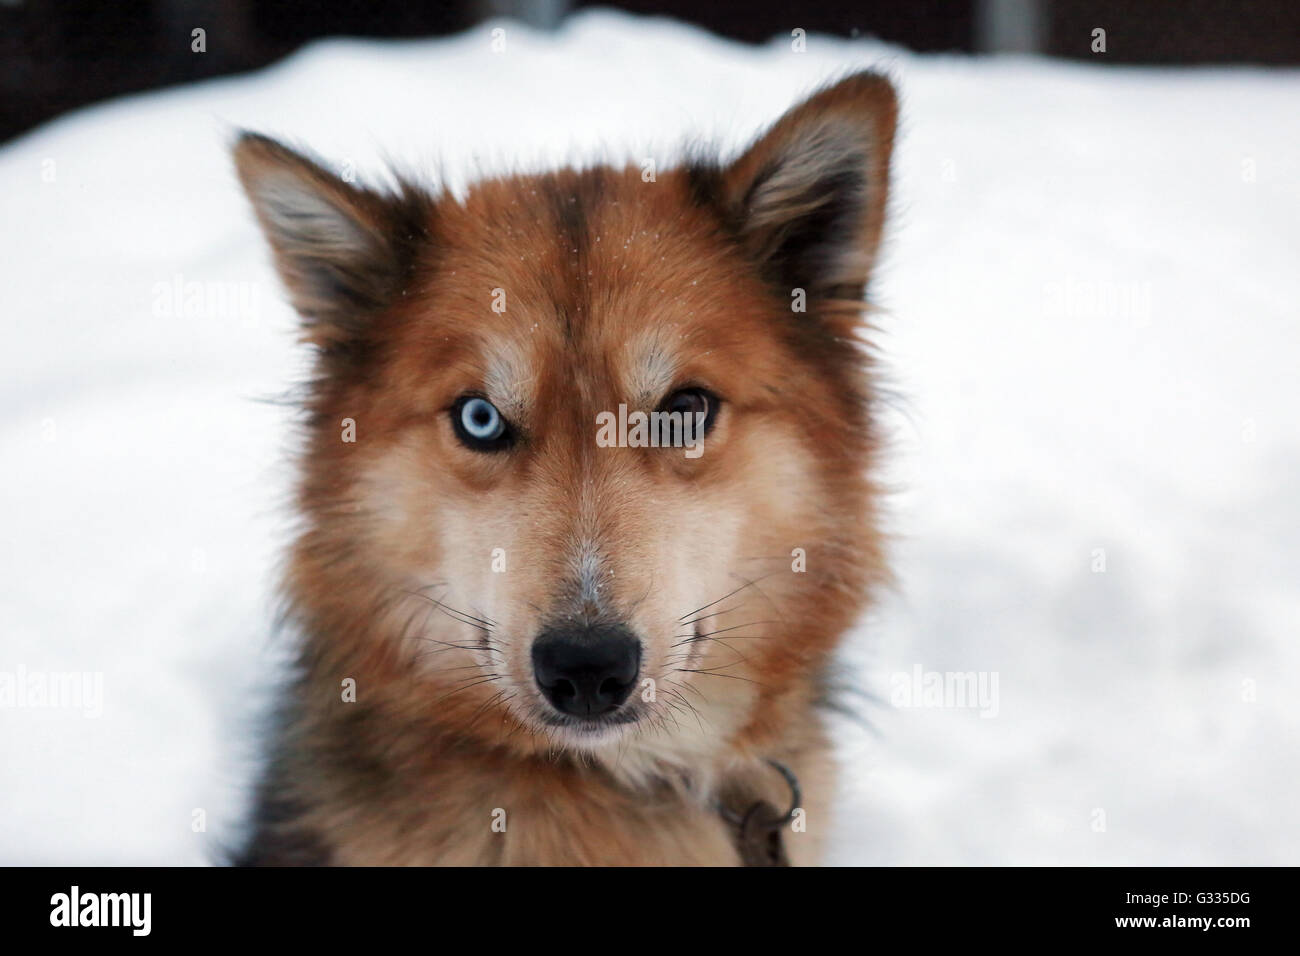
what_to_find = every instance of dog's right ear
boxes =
[720,72,897,303]
[232,133,425,348]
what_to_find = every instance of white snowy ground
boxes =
[2,11,1297,865]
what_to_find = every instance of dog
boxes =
[232,71,896,865]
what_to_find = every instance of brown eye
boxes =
[662,387,720,435]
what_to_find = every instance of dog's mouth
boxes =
[537,704,644,732]
[528,700,646,750]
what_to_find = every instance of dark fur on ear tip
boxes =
[232,129,283,156]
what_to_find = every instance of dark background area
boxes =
[2,0,1298,145]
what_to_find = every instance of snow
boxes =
[2,10,1297,864]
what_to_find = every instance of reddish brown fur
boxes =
[234,73,897,865]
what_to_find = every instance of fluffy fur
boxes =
[233,72,897,866]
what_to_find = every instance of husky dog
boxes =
[233,72,896,865]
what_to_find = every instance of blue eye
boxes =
[453,396,511,451]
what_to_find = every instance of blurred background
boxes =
[4,0,1300,144]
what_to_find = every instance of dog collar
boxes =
[716,759,801,867]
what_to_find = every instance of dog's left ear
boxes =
[723,72,897,300]
[232,132,425,350]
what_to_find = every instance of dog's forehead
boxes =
[473,317,694,423]
[441,166,732,412]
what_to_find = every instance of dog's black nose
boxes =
[531,623,641,718]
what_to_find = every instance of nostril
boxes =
[552,679,577,702]
[598,676,627,699]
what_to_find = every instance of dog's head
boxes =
[235,72,895,778]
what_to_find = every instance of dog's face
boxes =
[236,73,895,775]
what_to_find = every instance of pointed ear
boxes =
[232,133,425,348]
[722,72,897,301]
